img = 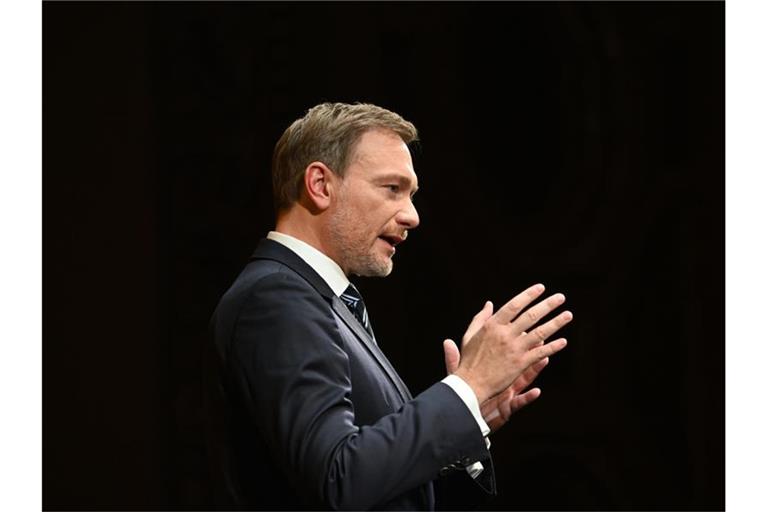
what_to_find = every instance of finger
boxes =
[483,406,501,424]
[483,388,541,432]
[481,387,511,420]
[493,283,546,324]
[462,301,494,347]
[527,335,544,350]
[526,337,568,365]
[485,385,527,432]
[508,387,541,414]
[497,388,514,422]
[511,357,549,394]
[486,413,505,433]
[510,293,566,335]
[523,311,573,349]
[442,339,461,374]
[483,387,513,424]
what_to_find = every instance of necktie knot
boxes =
[340,284,374,339]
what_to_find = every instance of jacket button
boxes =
[439,466,452,477]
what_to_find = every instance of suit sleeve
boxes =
[227,271,489,510]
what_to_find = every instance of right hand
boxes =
[453,284,572,404]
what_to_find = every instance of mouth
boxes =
[377,234,404,252]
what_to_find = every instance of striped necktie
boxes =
[340,284,375,340]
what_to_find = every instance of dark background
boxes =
[43,1,724,510]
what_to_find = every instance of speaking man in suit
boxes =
[206,102,573,510]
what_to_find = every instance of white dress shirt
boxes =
[267,231,490,477]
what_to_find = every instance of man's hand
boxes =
[445,284,572,410]
[444,332,549,432]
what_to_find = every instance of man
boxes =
[206,102,572,510]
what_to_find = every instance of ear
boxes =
[303,161,336,211]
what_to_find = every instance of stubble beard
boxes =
[328,204,393,278]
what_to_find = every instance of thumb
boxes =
[463,300,494,346]
[443,339,461,374]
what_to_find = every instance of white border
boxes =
[0,0,42,510]
[0,0,751,509]
[726,0,768,510]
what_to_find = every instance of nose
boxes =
[397,198,420,229]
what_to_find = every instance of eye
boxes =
[385,184,400,193]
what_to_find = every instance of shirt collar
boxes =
[266,231,350,297]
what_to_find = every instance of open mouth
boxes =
[378,234,403,250]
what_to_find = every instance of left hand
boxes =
[443,301,549,433]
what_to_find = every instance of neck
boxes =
[274,206,340,268]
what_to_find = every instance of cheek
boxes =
[344,197,391,239]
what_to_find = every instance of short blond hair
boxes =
[271,102,418,211]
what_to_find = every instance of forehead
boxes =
[348,129,418,184]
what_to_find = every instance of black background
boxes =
[43,2,724,510]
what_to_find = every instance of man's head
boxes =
[272,102,420,277]
[272,102,419,210]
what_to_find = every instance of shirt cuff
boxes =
[442,374,491,442]
[442,374,492,479]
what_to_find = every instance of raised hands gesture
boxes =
[443,284,572,432]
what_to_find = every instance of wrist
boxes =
[453,368,489,404]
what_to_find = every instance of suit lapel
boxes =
[330,296,413,403]
[251,238,413,402]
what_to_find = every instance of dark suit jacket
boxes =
[205,239,496,510]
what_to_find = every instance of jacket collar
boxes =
[250,238,336,299]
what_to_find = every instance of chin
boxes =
[352,258,393,278]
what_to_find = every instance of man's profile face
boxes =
[328,129,420,277]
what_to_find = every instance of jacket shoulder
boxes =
[219,258,319,308]
[211,259,332,354]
